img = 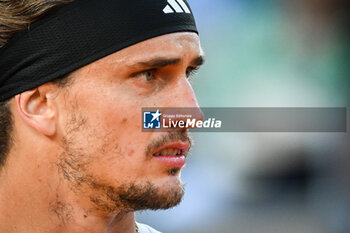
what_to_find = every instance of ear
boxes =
[15,84,58,136]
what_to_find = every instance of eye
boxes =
[144,70,155,82]
[131,69,157,82]
[186,66,199,78]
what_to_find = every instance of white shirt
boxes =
[136,222,162,233]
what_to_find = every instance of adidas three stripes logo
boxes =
[163,0,191,14]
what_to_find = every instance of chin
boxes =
[149,181,185,210]
[135,174,185,210]
[90,172,186,212]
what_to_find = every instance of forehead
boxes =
[97,32,203,65]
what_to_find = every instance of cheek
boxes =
[82,106,151,174]
[67,81,157,172]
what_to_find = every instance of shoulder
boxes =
[136,222,162,233]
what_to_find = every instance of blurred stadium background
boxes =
[137,0,350,232]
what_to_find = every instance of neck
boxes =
[0,149,137,233]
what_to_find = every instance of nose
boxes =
[162,78,204,128]
[169,77,200,108]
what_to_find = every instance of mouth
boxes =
[151,141,190,167]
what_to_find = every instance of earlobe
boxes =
[15,85,57,136]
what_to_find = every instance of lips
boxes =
[154,148,184,156]
[152,142,190,167]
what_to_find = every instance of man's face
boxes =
[54,32,204,214]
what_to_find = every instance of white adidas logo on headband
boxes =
[163,0,191,14]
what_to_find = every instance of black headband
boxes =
[0,0,198,101]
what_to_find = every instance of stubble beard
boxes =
[56,112,188,215]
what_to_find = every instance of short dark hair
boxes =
[0,100,12,167]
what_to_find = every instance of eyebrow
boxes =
[135,55,205,68]
[191,55,205,66]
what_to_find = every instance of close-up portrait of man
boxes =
[0,0,204,232]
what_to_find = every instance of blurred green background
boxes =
[137,0,350,232]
